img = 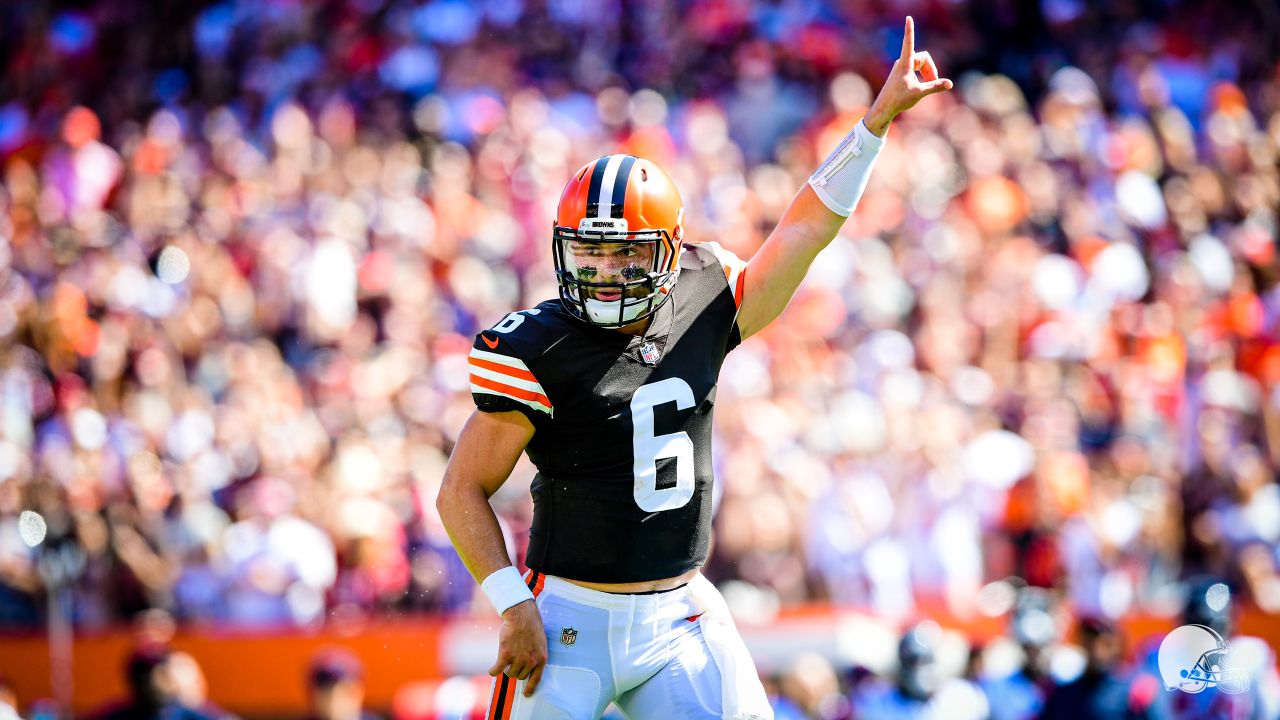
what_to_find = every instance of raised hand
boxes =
[865,16,953,136]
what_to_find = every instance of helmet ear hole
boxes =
[641,168,648,182]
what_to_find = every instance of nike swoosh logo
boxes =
[481,334,499,349]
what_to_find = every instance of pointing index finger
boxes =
[900,16,914,63]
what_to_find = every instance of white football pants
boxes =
[485,571,773,720]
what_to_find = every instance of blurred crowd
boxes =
[0,0,1278,686]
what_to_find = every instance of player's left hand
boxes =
[865,16,953,136]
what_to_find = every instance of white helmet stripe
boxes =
[594,154,628,219]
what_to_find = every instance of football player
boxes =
[437,17,952,720]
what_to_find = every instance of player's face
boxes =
[567,241,655,300]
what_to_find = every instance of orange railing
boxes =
[2,606,1278,717]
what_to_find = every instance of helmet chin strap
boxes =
[583,297,649,325]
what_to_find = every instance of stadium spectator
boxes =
[306,648,378,720]
[978,586,1058,720]
[849,621,989,720]
[1041,617,1156,720]
[88,646,218,720]
[774,652,850,719]
[168,651,237,720]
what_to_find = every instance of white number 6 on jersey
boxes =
[631,378,696,512]
[492,308,541,334]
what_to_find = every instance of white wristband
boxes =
[807,119,886,217]
[480,566,535,616]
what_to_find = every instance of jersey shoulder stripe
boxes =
[469,338,554,417]
[468,358,545,395]
[469,377,552,415]
[469,347,537,376]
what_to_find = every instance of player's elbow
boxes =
[435,469,465,524]
[435,466,485,524]
[434,480,450,516]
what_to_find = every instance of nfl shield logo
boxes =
[561,627,578,646]
[639,342,660,365]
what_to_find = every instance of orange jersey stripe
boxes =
[470,375,552,409]
[734,268,746,308]
[529,572,546,598]
[468,356,538,383]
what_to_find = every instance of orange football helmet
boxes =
[552,154,684,327]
